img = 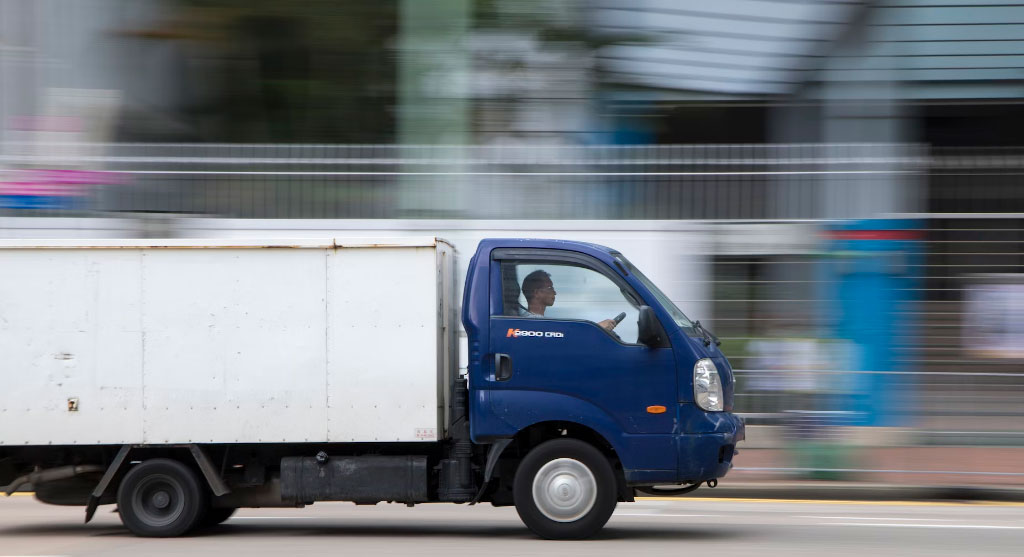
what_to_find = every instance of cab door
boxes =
[483,250,677,435]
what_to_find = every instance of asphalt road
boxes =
[1,494,1022,556]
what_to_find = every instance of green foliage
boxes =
[171,0,399,142]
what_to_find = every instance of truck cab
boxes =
[462,239,744,537]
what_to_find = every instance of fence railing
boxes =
[0,142,926,219]
[719,215,1024,454]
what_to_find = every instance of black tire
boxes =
[200,506,237,528]
[513,438,618,540]
[116,459,208,537]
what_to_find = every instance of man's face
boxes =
[536,278,556,307]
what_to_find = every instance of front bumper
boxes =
[623,410,745,486]
[676,410,745,483]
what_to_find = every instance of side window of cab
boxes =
[498,260,643,345]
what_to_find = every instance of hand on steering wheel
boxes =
[599,312,627,330]
[599,312,627,341]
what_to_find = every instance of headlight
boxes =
[693,358,724,412]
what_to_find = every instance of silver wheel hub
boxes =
[532,458,597,522]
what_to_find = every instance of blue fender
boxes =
[474,389,677,473]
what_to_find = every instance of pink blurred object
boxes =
[0,169,128,197]
[7,116,84,133]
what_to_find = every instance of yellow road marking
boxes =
[636,496,1024,507]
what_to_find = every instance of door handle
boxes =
[495,353,513,381]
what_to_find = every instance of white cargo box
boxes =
[0,238,457,445]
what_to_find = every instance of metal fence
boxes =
[720,216,1024,459]
[1,142,925,219]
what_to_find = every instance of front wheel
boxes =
[116,459,207,537]
[513,438,618,539]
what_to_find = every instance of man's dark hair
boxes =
[521,270,551,303]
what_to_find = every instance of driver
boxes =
[520,269,619,331]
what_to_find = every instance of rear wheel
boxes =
[513,438,617,539]
[116,459,207,537]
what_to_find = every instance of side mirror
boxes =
[638,305,668,348]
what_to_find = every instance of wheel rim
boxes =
[531,457,597,523]
[132,473,186,528]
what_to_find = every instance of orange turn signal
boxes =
[646,405,667,414]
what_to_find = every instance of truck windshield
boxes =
[612,252,695,332]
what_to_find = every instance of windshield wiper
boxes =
[692,320,721,347]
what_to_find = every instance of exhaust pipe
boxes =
[3,465,105,496]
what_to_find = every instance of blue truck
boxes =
[0,237,743,539]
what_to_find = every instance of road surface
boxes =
[1,494,1022,556]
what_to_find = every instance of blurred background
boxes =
[2,0,1023,491]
